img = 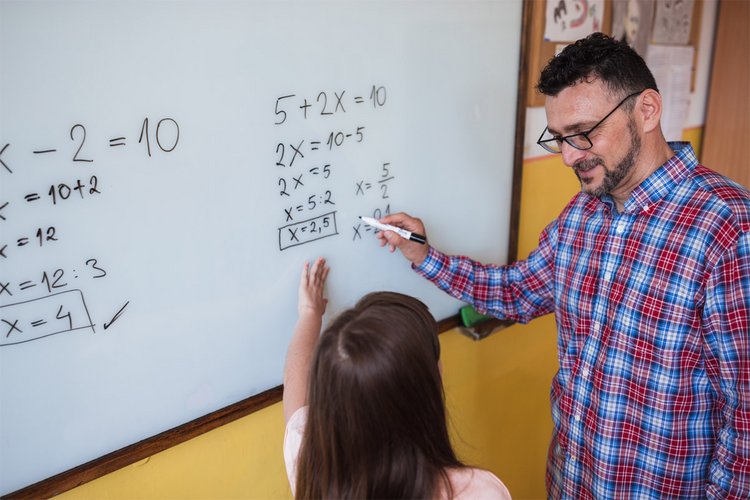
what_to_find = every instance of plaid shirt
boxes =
[416,143,750,498]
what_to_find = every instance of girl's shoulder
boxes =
[447,466,512,500]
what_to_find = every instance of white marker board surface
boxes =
[0,0,523,493]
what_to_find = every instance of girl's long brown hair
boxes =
[295,292,464,499]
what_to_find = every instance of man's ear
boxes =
[637,89,662,133]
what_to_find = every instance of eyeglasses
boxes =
[536,90,644,154]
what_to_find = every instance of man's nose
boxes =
[560,141,588,168]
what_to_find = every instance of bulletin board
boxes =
[525,0,702,108]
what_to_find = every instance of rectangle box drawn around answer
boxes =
[278,211,338,250]
[0,290,95,347]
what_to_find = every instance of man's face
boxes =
[544,80,642,200]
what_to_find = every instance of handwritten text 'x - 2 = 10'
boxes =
[0,117,180,346]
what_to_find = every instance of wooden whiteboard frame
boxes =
[4,3,532,498]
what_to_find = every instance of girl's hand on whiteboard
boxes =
[298,257,329,319]
[377,212,429,266]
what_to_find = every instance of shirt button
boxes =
[603,272,612,281]
[571,455,577,462]
[582,368,590,378]
[592,321,601,332]
[574,414,581,422]
[616,222,626,234]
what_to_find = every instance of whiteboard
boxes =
[0,0,523,494]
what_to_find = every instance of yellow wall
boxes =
[59,130,704,500]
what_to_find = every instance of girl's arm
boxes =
[283,257,329,423]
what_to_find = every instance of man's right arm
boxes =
[378,212,558,323]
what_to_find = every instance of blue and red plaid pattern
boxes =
[417,143,750,498]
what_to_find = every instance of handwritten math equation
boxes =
[272,86,396,250]
[0,117,178,346]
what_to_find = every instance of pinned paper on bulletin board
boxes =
[611,0,655,56]
[646,44,695,141]
[544,0,605,42]
[652,0,695,45]
[526,1,613,107]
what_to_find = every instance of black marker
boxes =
[359,216,426,244]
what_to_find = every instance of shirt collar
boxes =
[599,142,697,215]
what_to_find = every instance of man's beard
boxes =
[575,119,641,198]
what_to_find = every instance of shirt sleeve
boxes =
[414,220,558,324]
[283,406,308,497]
[702,231,750,498]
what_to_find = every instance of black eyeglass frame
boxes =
[536,90,645,154]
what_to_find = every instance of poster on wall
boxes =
[611,0,655,56]
[646,44,694,141]
[652,0,694,45]
[544,0,605,41]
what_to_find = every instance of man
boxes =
[377,33,749,498]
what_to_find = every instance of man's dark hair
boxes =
[537,32,658,99]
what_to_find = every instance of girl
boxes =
[283,257,510,499]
